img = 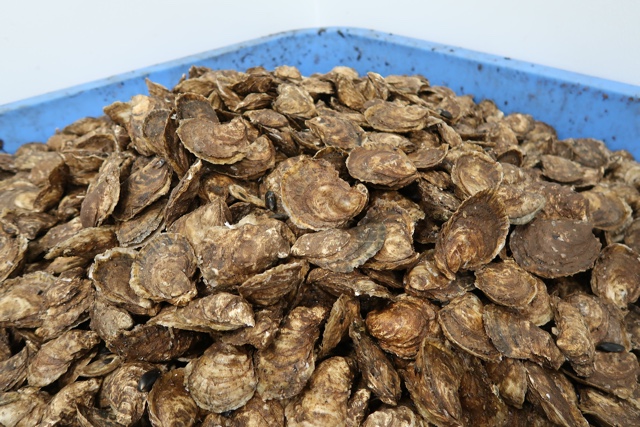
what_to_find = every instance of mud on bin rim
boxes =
[0,27,639,157]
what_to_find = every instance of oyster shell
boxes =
[434,189,509,279]
[185,343,257,413]
[349,318,401,405]
[437,293,502,362]
[291,223,386,273]
[591,243,640,309]
[255,306,326,400]
[346,144,417,189]
[281,157,368,230]
[130,232,198,306]
[483,304,565,370]
[510,218,601,279]
[284,357,354,427]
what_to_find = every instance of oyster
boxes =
[291,223,386,273]
[27,330,100,387]
[474,260,538,309]
[349,318,401,405]
[319,295,360,358]
[364,101,429,133]
[366,294,438,359]
[177,116,249,165]
[130,232,198,306]
[185,343,257,413]
[150,292,254,332]
[483,304,565,370]
[88,248,158,316]
[450,151,503,198]
[101,362,155,425]
[402,339,463,426]
[284,357,354,427]
[281,157,368,230]
[438,293,502,362]
[255,306,326,400]
[434,189,509,279]
[346,144,417,189]
[238,259,308,307]
[113,156,172,221]
[510,218,601,278]
[591,243,640,309]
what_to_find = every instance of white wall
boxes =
[1,0,638,105]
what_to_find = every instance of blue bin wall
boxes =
[0,27,638,156]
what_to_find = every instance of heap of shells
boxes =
[1,64,640,427]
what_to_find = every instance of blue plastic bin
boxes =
[0,27,638,156]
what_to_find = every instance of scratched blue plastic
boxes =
[0,27,638,156]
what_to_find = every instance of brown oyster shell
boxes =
[35,271,94,341]
[195,215,291,288]
[0,228,28,282]
[450,151,503,198]
[366,294,438,359]
[364,101,429,133]
[284,357,354,427]
[255,305,326,400]
[404,252,474,302]
[362,405,426,427]
[150,292,254,332]
[570,351,640,399]
[163,158,205,227]
[177,116,250,165]
[221,303,284,350]
[229,393,285,427]
[402,339,463,426]
[27,330,100,388]
[319,295,360,358]
[437,293,502,362]
[495,183,546,225]
[434,189,509,279]
[552,296,595,375]
[80,152,132,228]
[273,84,317,119]
[583,186,633,231]
[459,354,510,427]
[101,362,155,425]
[106,323,196,363]
[485,358,527,408]
[510,218,601,279]
[185,343,257,413]
[281,157,368,230]
[349,318,401,405]
[88,247,158,316]
[540,154,587,183]
[346,144,417,189]
[130,232,198,306]
[306,268,392,299]
[41,378,101,427]
[291,223,386,273]
[238,259,309,307]
[0,271,55,328]
[591,243,640,309]
[579,387,640,426]
[44,225,117,260]
[474,259,538,308]
[115,198,166,247]
[483,304,565,369]
[306,115,364,150]
[525,362,589,427]
[113,156,172,221]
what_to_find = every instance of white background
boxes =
[1,0,639,106]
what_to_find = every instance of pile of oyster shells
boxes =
[0,64,639,426]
